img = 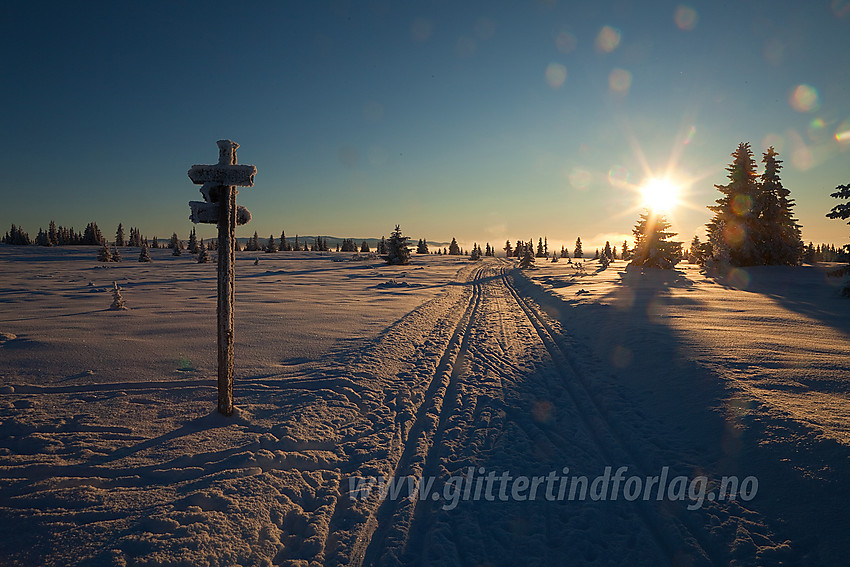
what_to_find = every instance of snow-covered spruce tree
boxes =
[827,182,850,295]
[138,245,152,262]
[687,236,704,264]
[361,240,370,253]
[384,225,411,265]
[504,240,513,257]
[470,243,482,261]
[48,221,58,246]
[574,237,583,258]
[97,242,112,262]
[536,238,545,258]
[115,224,126,247]
[197,239,210,263]
[760,147,803,265]
[599,252,610,269]
[706,142,762,266]
[827,182,850,249]
[448,237,461,255]
[172,244,182,256]
[622,240,630,261]
[629,209,682,269]
[111,246,122,262]
[188,227,200,254]
[266,235,278,253]
[603,241,613,261]
[416,238,428,254]
[519,242,535,268]
[110,282,127,310]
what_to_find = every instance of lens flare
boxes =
[683,125,696,145]
[555,30,577,54]
[723,221,746,247]
[831,0,850,18]
[474,17,496,40]
[807,118,827,141]
[762,133,785,153]
[731,194,752,216]
[608,68,632,93]
[569,168,592,190]
[457,37,477,58]
[411,18,433,42]
[728,268,751,289]
[834,119,850,143]
[763,38,784,66]
[545,62,567,88]
[674,5,698,30]
[595,26,621,53]
[608,165,630,186]
[789,84,820,112]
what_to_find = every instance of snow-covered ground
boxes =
[1,246,848,566]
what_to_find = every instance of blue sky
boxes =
[2,1,849,250]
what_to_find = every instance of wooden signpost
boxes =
[188,140,256,416]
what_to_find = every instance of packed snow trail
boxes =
[347,262,712,567]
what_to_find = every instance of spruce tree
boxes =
[116,224,126,247]
[448,237,461,255]
[266,234,278,253]
[574,237,583,258]
[188,227,199,254]
[687,236,704,264]
[361,240,370,253]
[519,242,535,268]
[603,241,613,260]
[385,225,411,265]
[97,242,112,262]
[111,246,122,262]
[827,182,850,279]
[470,243,482,261]
[760,147,803,265]
[504,240,513,257]
[48,221,58,246]
[198,239,210,263]
[536,238,545,257]
[138,245,152,262]
[706,142,761,266]
[629,210,682,269]
[109,282,127,310]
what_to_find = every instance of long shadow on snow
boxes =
[513,266,850,566]
[706,263,850,338]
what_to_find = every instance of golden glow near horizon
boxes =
[640,177,681,213]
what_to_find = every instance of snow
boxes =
[1,246,849,566]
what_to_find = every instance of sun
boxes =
[640,177,680,213]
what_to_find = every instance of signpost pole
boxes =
[217,141,237,416]
[188,140,255,416]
